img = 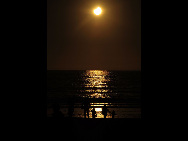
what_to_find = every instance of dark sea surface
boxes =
[47,70,141,118]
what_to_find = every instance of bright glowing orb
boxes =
[94,7,102,15]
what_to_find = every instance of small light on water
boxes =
[95,108,102,111]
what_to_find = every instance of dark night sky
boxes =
[47,0,141,70]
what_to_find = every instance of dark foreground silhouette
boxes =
[91,108,96,118]
[52,103,64,118]
[50,102,119,119]
[81,98,90,118]
[102,104,109,118]
[68,98,75,118]
[112,110,116,118]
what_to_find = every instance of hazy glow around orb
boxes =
[94,7,102,15]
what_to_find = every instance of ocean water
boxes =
[47,70,141,118]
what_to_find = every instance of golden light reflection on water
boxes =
[89,103,111,118]
[82,70,111,98]
[84,89,109,93]
[80,70,111,118]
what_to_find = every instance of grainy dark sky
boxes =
[47,0,141,70]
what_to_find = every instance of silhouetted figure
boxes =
[92,108,96,118]
[112,110,116,119]
[68,98,74,118]
[68,103,74,118]
[52,103,64,118]
[102,104,108,119]
[82,98,90,118]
